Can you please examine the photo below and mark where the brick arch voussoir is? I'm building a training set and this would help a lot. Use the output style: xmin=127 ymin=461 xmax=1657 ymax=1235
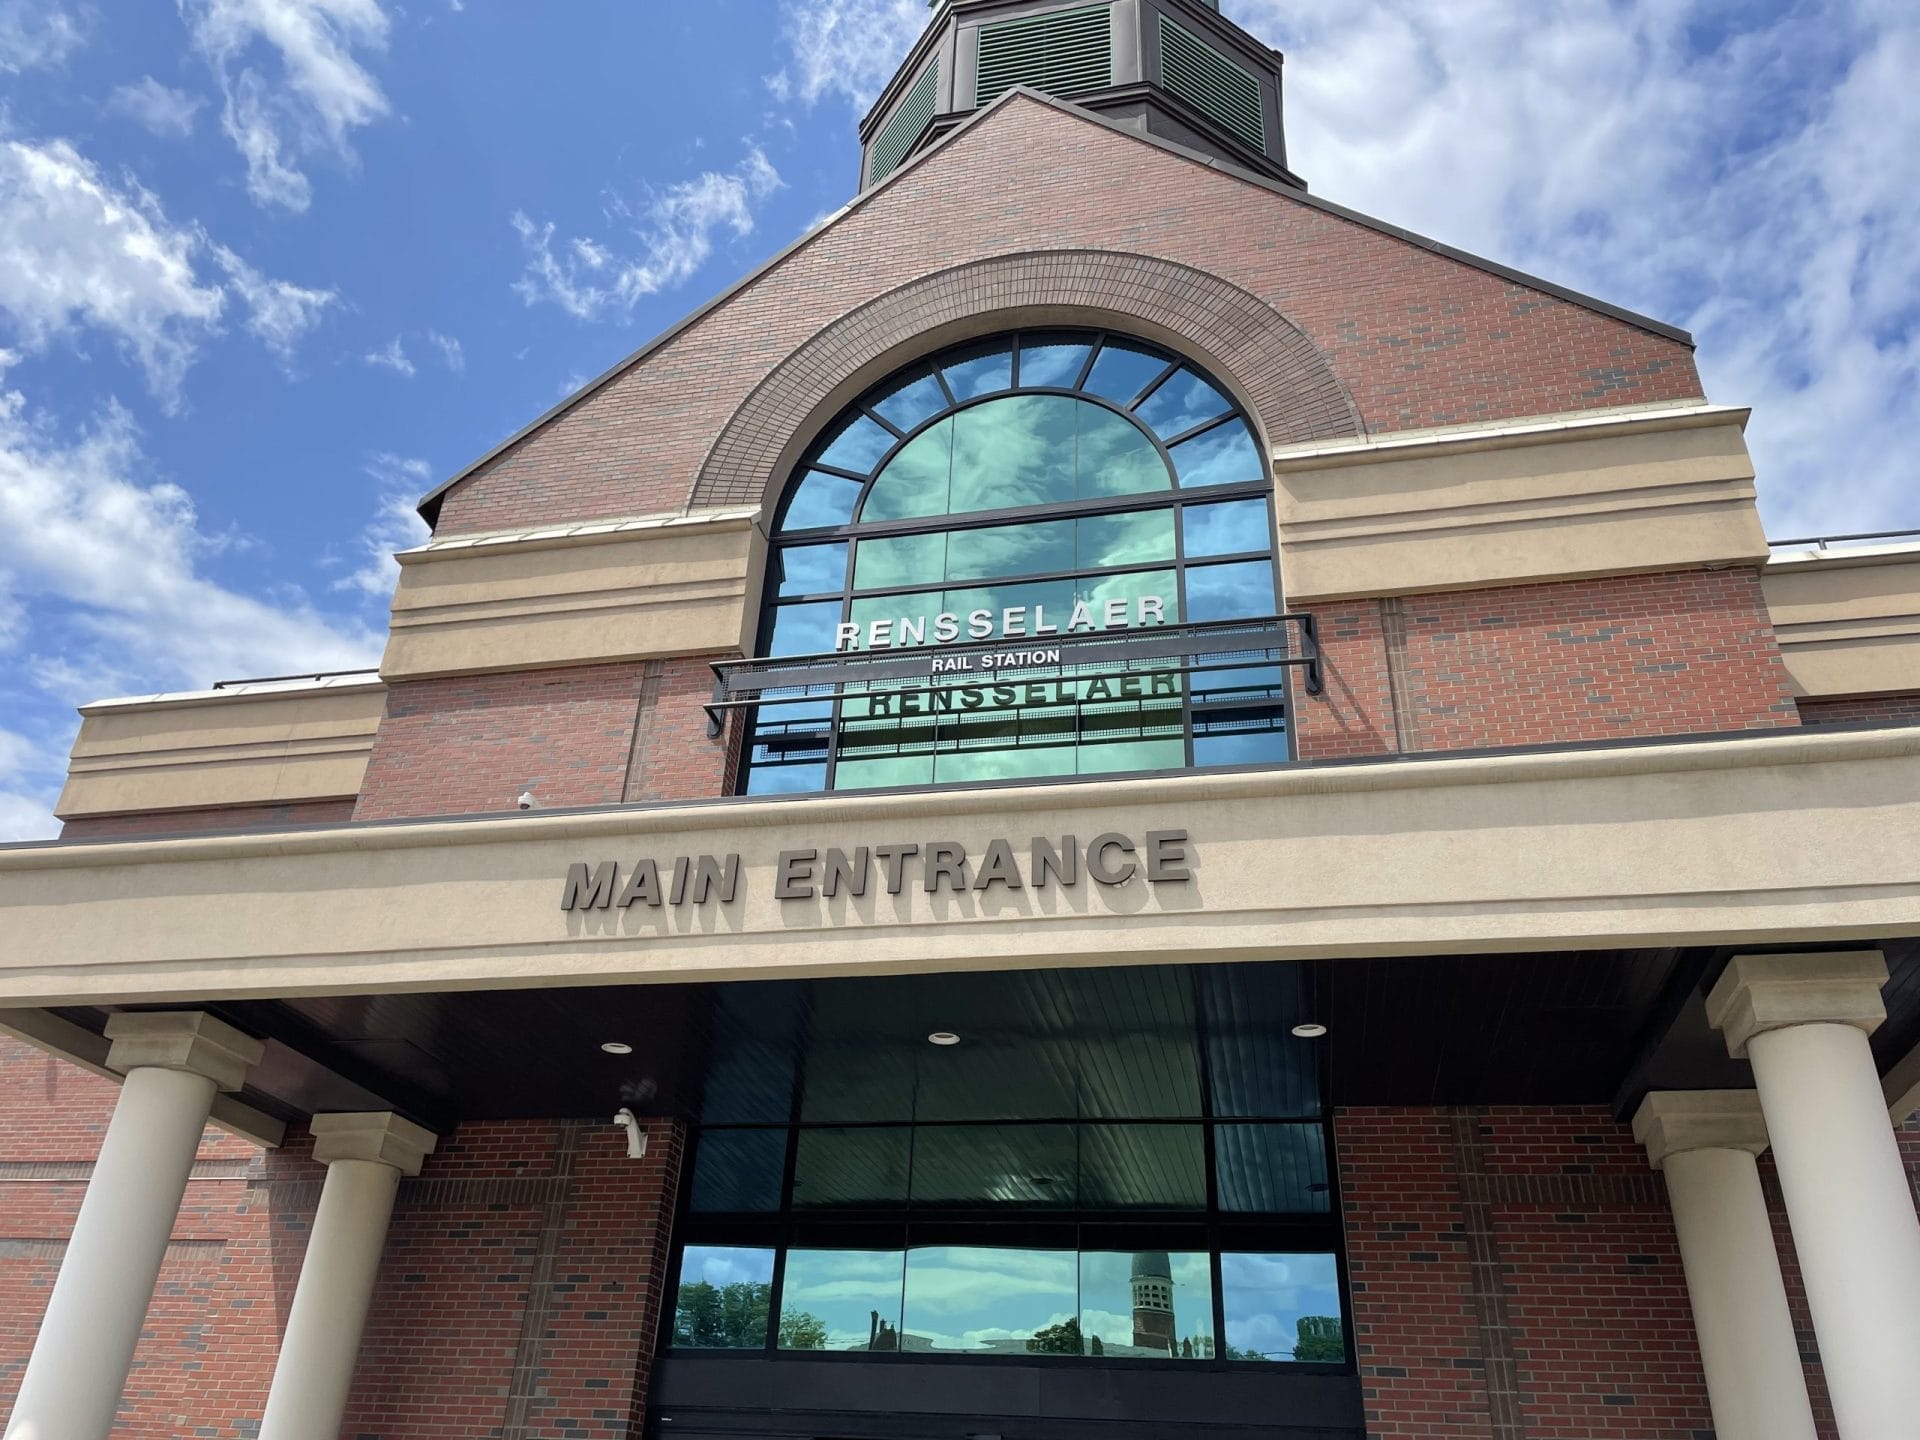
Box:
xmin=690 ymin=250 xmax=1362 ymax=512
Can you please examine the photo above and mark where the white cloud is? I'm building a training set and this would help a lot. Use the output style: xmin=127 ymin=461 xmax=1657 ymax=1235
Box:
xmin=210 ymin=243 xmax=336 ymax=362
xmin=180 ymin=0 xmax=393 ymax=213
xmin=332 ymin=451 xmax=429 ymax=599
xmin=511 ymin=145 xmax=783 ymax=321
xmin=427 ymin=329 xmax=463 ymax=372
xmin=362 ymin=334 xmax=413 ymax=377
xmin=0 ymin=2 xmax=89 ymax=73
xmin=767 ymin=0 xmax=927 ymax=110
xmin=0 ymin=135 xmax=222 ymax=406
xmin=1227 ymin=0 xmax=1920 ymax=535
xmin=108 ymin=77 xmax=207 ymax=139
xmin=0 ymin=355 xmax=381 ymax=834
xmin=0 ymin=131 xmax=337 ymax=402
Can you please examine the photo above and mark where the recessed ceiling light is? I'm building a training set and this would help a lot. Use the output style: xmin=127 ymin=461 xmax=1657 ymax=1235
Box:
xmin=927 ymin=1031 xmax=961 ymax=1046
xmin=1291 ymin=1022 xmax=1328 ymax=1039
xmin=600 ymin=1041 xmax=634 ymax=1055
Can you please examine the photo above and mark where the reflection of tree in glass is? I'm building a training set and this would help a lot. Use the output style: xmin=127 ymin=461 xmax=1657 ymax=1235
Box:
xmin=1026 ymin=1316 xmax=1084 ymax=1354
xmin=1292 ymin=1315 xmax=1344 ymax=1361
xmin=672 ymin=1280 xmax=772 ymax=1348
xmin=777 ymin=1308 xmax=829 ymax=1350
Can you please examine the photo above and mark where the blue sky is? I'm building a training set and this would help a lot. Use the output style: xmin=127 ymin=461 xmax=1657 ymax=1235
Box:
xmin=0 ymin=0 xmax=1915 ymax=839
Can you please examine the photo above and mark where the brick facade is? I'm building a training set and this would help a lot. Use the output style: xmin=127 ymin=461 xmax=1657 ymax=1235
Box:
xmin=432 ymin=96 xmax=1701 ymax=537
xmin=1797 ymin=692 xmax=1920 ymax=727
xmin=353 ymin=659 xmax=731 ymax=823
xmin=59 ymin=799 xmax=357 ymax=841
xmin=1337 ymin=1105 xmax=1847 ymax=1440
xmin=0 ymin=1038 xmax=686 ymax=1440
xmin=1295 ymin=568 xmax=1799 ymax=760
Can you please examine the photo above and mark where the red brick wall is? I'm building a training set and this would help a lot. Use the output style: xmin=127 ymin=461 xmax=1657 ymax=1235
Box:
xmin=0 ymin=1039 xmax=688 ymax=1439
xmin=59 ymin=799 xmax=356 ymax=841
xmin=435 ymin=96 xmax=1701 ymax=536
xmin=338 ymin=1117 xmax=684 ymax=1439
xmin=353 ymin=660 xmax=730 ymax=822
xmin=1797 ymin=693 xmax=1920 ymax=727
xmin=1337 ymin=1108 xmax=1490 ymax=1437
xmin=1338 ymin=1105 xmax=1720 ymax=1440
xmin=0 ymin=1037 xmax=277 ymax=1438
xmin=1296 ymin=569 xmax=1798 ymax=760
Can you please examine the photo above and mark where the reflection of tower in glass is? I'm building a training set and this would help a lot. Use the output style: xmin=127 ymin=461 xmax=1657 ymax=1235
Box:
xmin=1130 ymin=1251 xmax=1175 ymax=1354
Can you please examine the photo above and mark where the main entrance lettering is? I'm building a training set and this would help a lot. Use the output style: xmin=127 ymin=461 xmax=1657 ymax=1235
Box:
xmin=561 ymin=830 xmax=1192 ymax=910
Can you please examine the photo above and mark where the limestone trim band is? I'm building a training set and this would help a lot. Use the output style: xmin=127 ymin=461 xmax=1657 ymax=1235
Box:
xmin=0 ymin=727 xmax=1915 ymax=1006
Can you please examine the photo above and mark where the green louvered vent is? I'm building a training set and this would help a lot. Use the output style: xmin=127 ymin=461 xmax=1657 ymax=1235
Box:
xmin=974 ymin=4 xmax=1113 ymax=107
xmin=870 ymin=60 xmax=940 ymax=183
xmin=1158 ymin=14 xmax=1266 ymax=154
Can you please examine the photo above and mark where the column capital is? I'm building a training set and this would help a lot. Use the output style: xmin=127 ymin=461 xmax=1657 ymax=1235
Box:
xmin=1632 ymin=1090 xmax=1769 ymax=1169
xmin=103 ymin=1011 xmax=263 ymax=1092
xmin=1705 ymin=950 xmax=1887 ymax=1058
xmin=310 ymin=1112 xmax=438 ymax=1177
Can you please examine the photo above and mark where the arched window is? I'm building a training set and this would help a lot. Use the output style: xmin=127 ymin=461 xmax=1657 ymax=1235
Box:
xmin=740 ymin=329 xmax=1290 ymax=795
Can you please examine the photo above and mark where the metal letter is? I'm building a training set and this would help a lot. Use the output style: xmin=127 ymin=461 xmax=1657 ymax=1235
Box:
xmin=923 ymin=841 xmax=969 ymax=893
xmin=1032 ymin=836 xmax=1079 ymax=888
xmin=617 ymin=859 xmax=662 ymax=908
xmin=690 ymin=853 xmax=741 ymax=904
xmin=562 ymin=861 xmax=619 ymax=911
xmin=1087 ymin=832 xmax=1138 ymax=885
xmin=1145 ymin=830 xmax=1192 ymax=882
xmin=972 ymin=838 xmax=1023 ymax=891
xmin=823 ymin=847 xmax=871 ymax=898
xmin=872 ymin=843 xmax=920 ymax=895
xmin=775 ymin=849 xmax=819 ymax=900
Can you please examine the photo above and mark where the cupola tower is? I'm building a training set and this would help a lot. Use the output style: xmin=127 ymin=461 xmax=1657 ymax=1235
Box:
xmin=859 ymin=0 xmax=1302 ymax=190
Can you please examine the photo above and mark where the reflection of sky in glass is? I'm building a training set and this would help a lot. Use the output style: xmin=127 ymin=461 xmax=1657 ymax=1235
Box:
xmin=779 ymin=1249 xmax=906 ymax=1351
xmin=1195 ymin=730 xmax=1287 ymax=767
xmin=744 ymin=762 xmax=827 ymax=795
xmin=816 ymin=413 xmax=894 ymax=474
xmin=781 ymin=471 xmax=862 ymax=530
xmin=1170 ymin=418 xmax=1261 ymax=487
xmin=1079 ymin=1251 xmax=1214 ymax=1359
xmin=1083 ymin=342 xmax=1167 ymax=406
xmin=1184 ymin=560 xmax=1274 ymax=623
xmin=1183 ymin=498 xmax=1270 ymax=557
xmin=1078 ymin=509 xmax=1173 ymax=568
xmin=863 ymin=419 xmax=954 ymax=521
xmin=854 ymin=532 xmax=945 ymax=590
xmin=1136 ymin=369 xmax=1231 ymax=439
xmin=682 ymin=1243 xmax=774 ymax=1289
xmin=951 ymin=395 xmax=1076 ymax=511
xmin=1018 ymin=336 xmax=1092 ymax=388
xmin=1220 ymin=1252 xmax=1343 ymax=1363
xmin=775 ymin=542 xmax=847 ymax=596
xmin=1079 ymin=568 xmax=1177 ymax=619
xmin=902 ymin=1246 xmax=1078 ymax=1354
xmin=1075 ymin=406 xmax=1170 ymax=498
xmin=871 ymin=370 xmax=946 ymax=432
xmin=945 ymin=519 xmax=1075 ymax=582
xmin=767 ymin=601 xmax=840 ymax=656
xmin=941 ymin=344 xmax=1014 ymax=399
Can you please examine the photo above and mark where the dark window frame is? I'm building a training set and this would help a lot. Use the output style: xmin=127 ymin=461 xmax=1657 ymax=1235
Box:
xmin=744 ymin=329 xmax=1292 ymax=796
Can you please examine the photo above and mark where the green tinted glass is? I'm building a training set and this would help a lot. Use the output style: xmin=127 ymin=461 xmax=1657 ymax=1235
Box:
xmin=950 ymin=395 xmax=1076 ymax=512
xmin=862 ymin=419 xmax=953 ymax=521
xmin=854 ymin=533 xmax=945 ymax=591
xmin=945 ymin=519 xmax=1075 ymax=582
xmin=848 ymin=588 xmax=946 ymax=647
xmin=1077 ymin=569 xmax=1178 ymax=625
xmin=834 ymin=754 xmax=934 ymax=789
xmin=1078 ymin=509 xmax=1174 ymax=568
xmin=1076 ymin=405 xmax=1171 ymax=497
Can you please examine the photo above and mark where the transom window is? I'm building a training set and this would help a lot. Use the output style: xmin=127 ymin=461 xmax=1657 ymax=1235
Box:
xmin=742 ymin=330 xmax=1288 ymax=796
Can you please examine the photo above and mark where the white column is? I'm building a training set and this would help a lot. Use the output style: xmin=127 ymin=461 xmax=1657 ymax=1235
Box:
xmin=4 ymin=1012 xmax=262 ymax=1440
xmin=1633 ymin=1090 xmax=1816 ymax=1440
xmin=257 ymin=1112 xmax=438 ymax=1440
xmin=1707 ymin=951 xmax=1920 ymax=1440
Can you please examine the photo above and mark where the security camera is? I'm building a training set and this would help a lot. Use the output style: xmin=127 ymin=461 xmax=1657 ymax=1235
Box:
xmin=517 ymin=790 xmax=536 ymax=810
xmin=612 ymin=1107 xmax=646 ymax=1159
